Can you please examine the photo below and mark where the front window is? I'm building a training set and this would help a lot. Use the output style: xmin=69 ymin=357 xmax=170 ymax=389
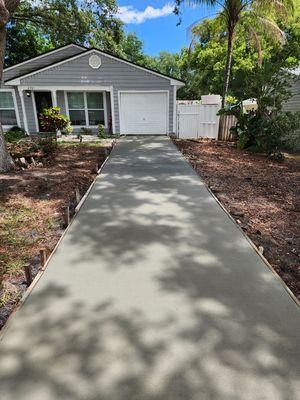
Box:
xmin=67 ymin=92 xmax=105 ymax=126
xmin=0 ymin=91 xmax=17 ymax=126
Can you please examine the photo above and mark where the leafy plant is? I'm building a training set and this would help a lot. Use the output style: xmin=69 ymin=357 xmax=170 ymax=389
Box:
xmin=4 ymin=126 xmax=27 ymax=143
xmin=98 ymin=124 xmax=105 ymax=138
xmin=39 ymin=107 xmax=69 ymax=133
xmin=62 ymin=122 xmax=73 ymax=136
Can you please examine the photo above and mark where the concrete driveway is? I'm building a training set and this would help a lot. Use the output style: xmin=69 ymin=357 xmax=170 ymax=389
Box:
xmin=0 ymin=136 xmax=299 ymax=400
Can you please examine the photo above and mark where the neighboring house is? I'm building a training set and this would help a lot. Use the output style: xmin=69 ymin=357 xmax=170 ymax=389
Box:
xmin=1 ymin=44 xmax=185 ymax=135
xmin=284 ymin=67 xmax=300 ymax=113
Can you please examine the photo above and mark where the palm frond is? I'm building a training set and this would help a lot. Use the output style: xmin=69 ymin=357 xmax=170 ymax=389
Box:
xmin=257 ymin=15 xmax=286 ymax=43
xmin=248 ymin=27 xmax=263 ymax=66
xmin=253 ymin=0 xmax=294 ymax=17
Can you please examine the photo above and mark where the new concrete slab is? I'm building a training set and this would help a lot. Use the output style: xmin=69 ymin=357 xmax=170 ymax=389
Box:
xmin=0 ymin=136 xmax=299 ymax=400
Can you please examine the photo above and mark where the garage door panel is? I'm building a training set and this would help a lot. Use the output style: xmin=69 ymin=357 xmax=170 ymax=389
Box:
xmin=120 ymin=92 xmax=168 ymax=135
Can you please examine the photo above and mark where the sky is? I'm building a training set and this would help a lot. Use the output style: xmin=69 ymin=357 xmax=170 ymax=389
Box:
xmin=117 ymin=1 xmax=220 ymax=55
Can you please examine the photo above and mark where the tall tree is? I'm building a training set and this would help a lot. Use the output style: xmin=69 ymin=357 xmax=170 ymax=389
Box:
xmin=0 ymin=0 xmax=123 ymax=171
xmin=175 ymin=0 xmax=295 ymax=106
xmin=0 ymin=0 xmax=20 ymax=171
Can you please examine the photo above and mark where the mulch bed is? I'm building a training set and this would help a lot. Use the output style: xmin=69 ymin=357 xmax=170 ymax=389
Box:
xmin=174 ymin=139 xmax=300 ymax=300
xmin=0 ymin=141 xmax=113 ymax=329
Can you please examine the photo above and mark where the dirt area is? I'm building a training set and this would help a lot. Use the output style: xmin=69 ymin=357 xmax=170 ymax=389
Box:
xmin=0 ymin=140 xmax=114 ymax=329
xmin=175 ymin=139 xmax=300 ymax=300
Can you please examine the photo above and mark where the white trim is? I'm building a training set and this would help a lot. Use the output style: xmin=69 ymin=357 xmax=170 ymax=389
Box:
xmin=83 ymin=92 xmax=89 ymax=127
xmin=109 ymin=86 xmax=116 ymax=134
xmin=173 ymin=86 xmax=177 ymax=134
xmin=52 ymin=90 xmax=57 ymax=107
xmin=6 ymin=49 xmax=185 ymax=86
xmin=17 ymin=88 xmax=29 ymax=132
xmin=0 ymin=88 xmax=21 ymax=129
xmin=118 ymin=90 xmax=169 ymax=135
xmin=3 ymin=44 xmax=85 ymax=73
xmin=18 ymin=85 xmax=111 ymax=92
xmin=64 ymin=91 xmax=70 ymax=119
xmin=65 ymin=90 xmax=107 ymax=129
xmin=103 ymin=92 xmax=108 ymax=128
xmin=32 ymin=92 xmax=39 ymax=132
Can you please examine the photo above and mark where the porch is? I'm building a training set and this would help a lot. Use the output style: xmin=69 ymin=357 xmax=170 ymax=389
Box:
xmin=17 ymin=86 xmax=114 ymax=134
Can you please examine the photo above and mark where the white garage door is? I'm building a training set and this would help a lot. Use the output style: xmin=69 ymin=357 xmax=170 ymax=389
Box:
xmin=119 ymin=91 xmax=168 ymax=135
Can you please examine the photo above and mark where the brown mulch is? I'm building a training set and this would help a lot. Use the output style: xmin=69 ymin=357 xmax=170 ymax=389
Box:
xmin=0 ymin=141 xmax=113 ymax=329
xmin=174 ymin=139 xmax=300 ymax=300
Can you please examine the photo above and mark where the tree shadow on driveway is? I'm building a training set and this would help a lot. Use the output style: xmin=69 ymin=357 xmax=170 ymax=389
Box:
xmin=0 ymin=137 xmax=299 ymax=400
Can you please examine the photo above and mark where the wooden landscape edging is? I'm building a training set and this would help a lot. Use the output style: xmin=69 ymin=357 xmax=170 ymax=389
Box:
xmin=0 ymin=140 xmax=118 ymax=341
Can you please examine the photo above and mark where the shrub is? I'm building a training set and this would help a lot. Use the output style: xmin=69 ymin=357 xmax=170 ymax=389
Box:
xmin=62 ymin=122 xmax=73 ymax=135
xmin=281 ymin=112 xmax=300 ymax=152
xmin=98 ymin=124 xmax=105 ymax=138
xmin=4 ymin=126 xmax=27 ymax=142
xmin=39 ymin=107 xmax=69 ymax=133
xmin=232 ymin=109 xmax=300 ymax=158
xmin=34 ymin=136 xmax=57 ymax=155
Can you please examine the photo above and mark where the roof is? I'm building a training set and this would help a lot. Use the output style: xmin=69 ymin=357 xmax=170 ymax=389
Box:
xmin=4 ymin=43 xmax=85 ymax=73
xmin=4 ymin=44 xmax=185 ymax=86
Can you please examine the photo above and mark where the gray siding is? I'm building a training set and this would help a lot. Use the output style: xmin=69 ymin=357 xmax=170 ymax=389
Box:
xmin=284 ymin=78 xmax=300 ymax=112
xmin=19 ymin=51 xmax=176 ymax=133
xmin=3 ymin=45 xmax=85 ymax=83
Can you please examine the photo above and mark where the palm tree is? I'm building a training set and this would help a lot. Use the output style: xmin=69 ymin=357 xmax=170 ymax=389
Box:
xmin=175 ymin=0 xmax=294 ymax=107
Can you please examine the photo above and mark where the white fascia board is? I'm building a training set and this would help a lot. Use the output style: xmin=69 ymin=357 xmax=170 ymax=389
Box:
xmin=6 ymin=49 xmax=185 ymax=86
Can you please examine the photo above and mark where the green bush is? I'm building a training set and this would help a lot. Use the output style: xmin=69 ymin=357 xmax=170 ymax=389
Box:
xmin=232 ymin=109 xmax=300 ymax=158
xmin=62 ymin=122 xmax=73 ymax=135
xmin=4 ymin=126 xmax=27 ymax=142
xmin=34 ymin=136 xmax=57 ymax=155
xmin=232 ymin=111 xmax=300 ymax=161
xmin=282 ymin=112 xmax=300 ymax=152
xmin=39 ymin=107 xmax=69 ymax=133
xmin=98 ymin=124 xmax=105 ymax=138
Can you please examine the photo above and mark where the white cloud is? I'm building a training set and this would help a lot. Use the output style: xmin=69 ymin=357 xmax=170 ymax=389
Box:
xmin=117 ymin=3 xmax=174 ymax=24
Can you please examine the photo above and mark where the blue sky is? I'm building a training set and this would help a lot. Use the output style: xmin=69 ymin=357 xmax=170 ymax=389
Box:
xmin=117 ymin=1 xmax=220 ymax=55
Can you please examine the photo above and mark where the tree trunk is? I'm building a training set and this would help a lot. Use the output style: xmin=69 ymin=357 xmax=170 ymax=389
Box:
xmin=0 ymin=24 xmax=12 ymax=172
xmin=221 ymin=25 xmax=236 ymax=108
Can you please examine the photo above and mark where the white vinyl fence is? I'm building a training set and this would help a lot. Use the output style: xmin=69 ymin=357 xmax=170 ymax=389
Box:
xmin=177 ymin=103 xmax=221 ymax=139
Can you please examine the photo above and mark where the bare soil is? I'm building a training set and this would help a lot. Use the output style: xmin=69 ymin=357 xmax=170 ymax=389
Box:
xmin=0 ymin=141 xmax=113 ymax=329
xmin=174 ymin=139 xmax=300 ymax=300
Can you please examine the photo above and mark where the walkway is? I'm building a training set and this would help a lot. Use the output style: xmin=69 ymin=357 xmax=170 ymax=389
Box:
xmin=0 ymin=136 xmax=299 ymax=400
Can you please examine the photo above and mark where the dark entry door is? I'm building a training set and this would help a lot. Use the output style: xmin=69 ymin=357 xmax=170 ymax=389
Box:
xmin=34 ymin=92 xmax=53 ymax=131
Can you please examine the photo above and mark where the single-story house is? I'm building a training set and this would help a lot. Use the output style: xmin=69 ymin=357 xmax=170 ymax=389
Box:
xmin=1 ymin=44 xmax=185 ymax=135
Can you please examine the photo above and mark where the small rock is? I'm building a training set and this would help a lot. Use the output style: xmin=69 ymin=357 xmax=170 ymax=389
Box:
xmin=19 ymin=157 xmax=28 ymax=168
xmin=258 ymin=246 xmax=264 ymax=254
xmin=285 ymin=237 xmax=293 ymax=244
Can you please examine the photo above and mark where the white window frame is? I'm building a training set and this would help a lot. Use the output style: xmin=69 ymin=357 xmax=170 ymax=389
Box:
xmin=0 ymin=89 xmax=21 ymax=130
xmin=65 ymin=91 xmax=107 ymax=128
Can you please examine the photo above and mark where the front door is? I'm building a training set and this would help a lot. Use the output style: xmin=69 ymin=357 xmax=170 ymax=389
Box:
xmin=34 ymin=91 xmax=53 ymax=131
